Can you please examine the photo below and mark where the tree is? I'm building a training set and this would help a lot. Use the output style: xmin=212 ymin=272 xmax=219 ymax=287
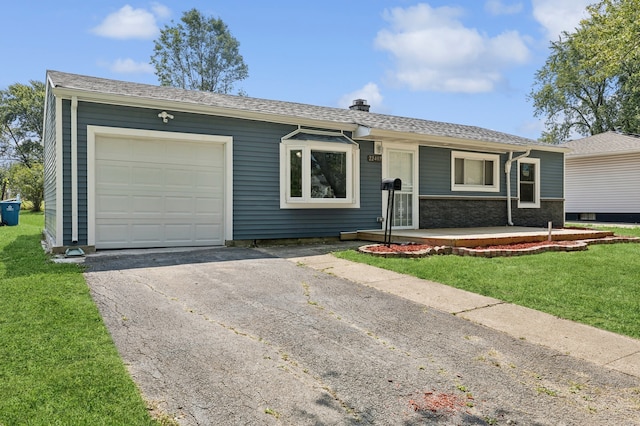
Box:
xmin=0 ymin=80 xmax=45 ymax=167
xmin=8 ymin=162 xmax=44 ymax=211
xmin=151 ymin=8 xmax=249 ymax=94
xmin=530 ymin=0 xmax=640 ymax=142
xmin=530 ymin=34 xmax=620 ymax=142
xmin=579 ymin=0 xmax=640 ymax=77
xmin=0 ymin=166 xmax=9 ymax=200
xmin=579 ymin=0 xmax=640 ymax=134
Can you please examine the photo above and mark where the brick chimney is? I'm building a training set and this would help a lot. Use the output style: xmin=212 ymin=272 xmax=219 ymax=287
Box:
xmin=349 ymin=99 xmax=370 ymax=112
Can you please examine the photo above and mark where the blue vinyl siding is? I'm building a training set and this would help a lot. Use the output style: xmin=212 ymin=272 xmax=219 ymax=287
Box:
xmin=241 ymin=139 xmax=380 ymax=240
xmin=43 ymin=88 xmax=57 ymax=240
xmin=420 ymin=146 xmax=563 ymax=199
xmin=420 ymin=146 xmax=508 ymax=197
xmin=53 ymin=98 xmax=562 ymax=246
xmin=535 ymin=150 xmax=564 ymax=198
xmin=507 ymin=150 xmax=564 ymax=199
xmin=61 ymin=102 xmax=381 ymax=245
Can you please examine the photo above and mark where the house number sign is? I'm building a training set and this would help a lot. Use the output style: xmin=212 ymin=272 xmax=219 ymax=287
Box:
xmin=367 ymin=154 xmax=382 ymax=162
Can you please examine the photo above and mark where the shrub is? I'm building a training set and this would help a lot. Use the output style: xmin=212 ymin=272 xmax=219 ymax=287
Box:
xmin=8 ymin=162 xmax=43 ymax=211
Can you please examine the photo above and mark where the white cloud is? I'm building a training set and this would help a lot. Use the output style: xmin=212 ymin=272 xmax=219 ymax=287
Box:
xmin=110 ymin=58 xmax=155 ymax=74
xmin=485 ymin=0 xmax=523 ymax=16
xmin=532 ymin=0 xmax=592 ymax=40
xmin=374 ymin=3 xmax=531 ymax=93
xmin=151 ymin=2 xmax=171 ymax=19
xmin=92 ymin=4 xmax=170 ymax=40
xmin=338 ymin=83 xmax=384 ymax=111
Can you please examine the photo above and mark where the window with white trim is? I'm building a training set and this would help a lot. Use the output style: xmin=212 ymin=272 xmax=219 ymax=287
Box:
xmin=451 ymin=151 xmax=500 ymax=192
xmin=280 ymin=130 xmax=360 ymax=208
xmin=518 ymin=158 xmax=540 ymax=208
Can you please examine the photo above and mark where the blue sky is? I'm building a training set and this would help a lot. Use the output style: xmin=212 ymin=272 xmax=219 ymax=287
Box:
xmin=1 ymin=0 xmax=594 ymax=140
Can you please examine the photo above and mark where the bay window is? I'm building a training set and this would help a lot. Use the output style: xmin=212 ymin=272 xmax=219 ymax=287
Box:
xmin=280 ymin=130 xmax=360 ymax=208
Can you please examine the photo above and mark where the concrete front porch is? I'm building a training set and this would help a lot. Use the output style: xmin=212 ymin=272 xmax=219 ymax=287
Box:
xmin=346 ymin=226 xmax=614 ymax=248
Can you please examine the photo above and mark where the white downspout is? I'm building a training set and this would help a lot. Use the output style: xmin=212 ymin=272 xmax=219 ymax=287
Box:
xmin=505 ymin=149 xmax=531 ymax=226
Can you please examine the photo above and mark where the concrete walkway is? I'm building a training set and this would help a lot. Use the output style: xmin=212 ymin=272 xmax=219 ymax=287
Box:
xmin=283 ymin=251 xmax=640 ymax=379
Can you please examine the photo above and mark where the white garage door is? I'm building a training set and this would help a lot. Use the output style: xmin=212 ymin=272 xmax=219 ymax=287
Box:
xmin=95 ymin=135 xmax=225 ymax=249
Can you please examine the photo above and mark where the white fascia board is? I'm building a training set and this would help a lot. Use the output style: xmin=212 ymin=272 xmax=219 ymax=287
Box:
xmin=50 ymin=87 xmax=357 ymax=133
xmin=361 ymin=128 xmax=569 ymax=154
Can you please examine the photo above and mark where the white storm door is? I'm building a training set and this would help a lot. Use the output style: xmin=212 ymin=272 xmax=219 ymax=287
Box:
xmin=384 ymin=146 xmax=418 ymax=229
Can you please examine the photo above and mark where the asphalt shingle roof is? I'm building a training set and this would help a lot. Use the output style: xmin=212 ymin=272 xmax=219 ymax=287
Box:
xmin=560 ymin=131 xmax=640 ymax=157
xmin=47 ymin=70 xmax=550 ymax=149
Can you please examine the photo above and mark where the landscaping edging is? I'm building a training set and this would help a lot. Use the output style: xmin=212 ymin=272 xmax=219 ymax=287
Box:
xmin=359 ymin=236 xmax=640 ymax=258
xmin=453 ymin=241 xmax=587 ymax=258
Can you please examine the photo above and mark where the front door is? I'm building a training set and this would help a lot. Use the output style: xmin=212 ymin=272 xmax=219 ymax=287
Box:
xmin=384 ymin=146 xmax=417 ymax=229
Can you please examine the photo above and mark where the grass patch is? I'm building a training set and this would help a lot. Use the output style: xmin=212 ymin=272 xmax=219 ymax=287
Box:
xmin=335 ymin=226 xmax=640 ymax=339
xmin=0 ymin=212 xmax=159 ymax=425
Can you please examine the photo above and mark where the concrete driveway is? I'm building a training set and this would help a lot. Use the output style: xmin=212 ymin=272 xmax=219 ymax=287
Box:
xmin=84 ymin=245 xmax=640 ymax=425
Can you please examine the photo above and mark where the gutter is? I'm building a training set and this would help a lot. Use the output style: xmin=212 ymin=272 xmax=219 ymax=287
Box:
xmin=505 ymin=149 xmax=531 ymax=226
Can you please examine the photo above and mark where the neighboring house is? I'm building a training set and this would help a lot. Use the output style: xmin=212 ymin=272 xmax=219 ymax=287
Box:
xmin=561 ymin=131 xmax=640 ymax=223
xmin=42 ymin=70 xmax=567 ymax=252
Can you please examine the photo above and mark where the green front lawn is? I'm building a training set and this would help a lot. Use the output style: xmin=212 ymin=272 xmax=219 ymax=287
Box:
xmin=0 ymin=212 xmax=160 ymax=424
xmin=336 ymin=225 xmax=640 ymax=339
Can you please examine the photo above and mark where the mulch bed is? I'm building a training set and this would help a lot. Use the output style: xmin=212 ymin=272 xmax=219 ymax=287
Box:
xmin=359 ymin=243 xmax=451 ymax=258
xmin=359 ymin=236 xmax=640 ymax=258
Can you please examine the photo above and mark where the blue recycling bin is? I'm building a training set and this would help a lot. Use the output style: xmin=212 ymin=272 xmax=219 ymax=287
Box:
xmin=1 ymin=200 xmax=21 ymax=226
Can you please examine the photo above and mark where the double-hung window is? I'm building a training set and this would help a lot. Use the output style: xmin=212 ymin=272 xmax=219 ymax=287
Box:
xmin=451 ymin=151 xmax=500 ymax=192
xmin=280 ymin=129 xmax=360 ymax=208
xmin=518 ymin=158 xmax=540 ymax=208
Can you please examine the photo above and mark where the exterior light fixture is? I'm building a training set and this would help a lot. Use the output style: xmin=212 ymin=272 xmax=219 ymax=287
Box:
xmin=158 ymin=111 xmax=174 ymax=123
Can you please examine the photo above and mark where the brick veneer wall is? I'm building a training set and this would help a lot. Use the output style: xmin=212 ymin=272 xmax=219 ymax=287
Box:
xmin=419 ymin=197 xmax=564 ymax=228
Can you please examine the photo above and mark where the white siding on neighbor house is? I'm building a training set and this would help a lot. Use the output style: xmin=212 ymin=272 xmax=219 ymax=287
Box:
xmin=565 ymin=153 xmax=640 ymax=213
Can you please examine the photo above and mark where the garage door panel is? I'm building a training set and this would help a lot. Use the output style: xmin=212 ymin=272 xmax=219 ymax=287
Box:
xmin=165 ymin=197 xmax=195 ymax=215
xmin=164 ymin=168 xmax=197 ymax=189
xmin=166 ymin=142 xmax=200 ymax=165
xmin=97 ymin=163 xmax=131 ymax=185
xmin=164 ymin=224 xmax=194 ymax=243
xmin=132 ymin=167 xmax=164 ymax=187
xmin=96 ymin=224 xmax=130 ymax=246
xmin=194 ymin=224 xmax=222 ymax=242
xmin=96 ymin=138 xmax=132 ymax=160
xmin=95 ymin=134 xmax=226 ymax=249
xmin=165 ymin=142 xmax=223 ymax=167
xmin=132 ymin=140 xmax=165 ymax=162
xmin=196 ymin=198 xmax=221 ymax=215
xmin=97 ymin=194 xmax=131 ymax=214
xmin=131 ymin=224 xmax=164 ymax=244
xmin=132 ymin=196 xmax=164 ymax=214
xmin=196 ymin=170 xmax=222 ymax=189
